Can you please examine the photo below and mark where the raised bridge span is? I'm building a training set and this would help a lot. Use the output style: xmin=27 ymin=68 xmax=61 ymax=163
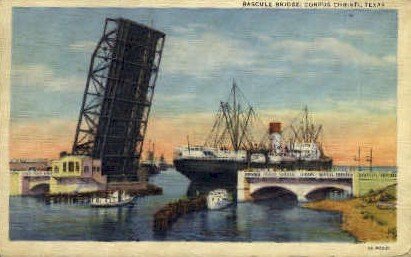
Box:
xmin=237 ymin=169 xmax=396 ymax=202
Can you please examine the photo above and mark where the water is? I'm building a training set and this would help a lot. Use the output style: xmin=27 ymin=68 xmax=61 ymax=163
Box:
xmin=9 ymin=169 xmax=355 ymax=242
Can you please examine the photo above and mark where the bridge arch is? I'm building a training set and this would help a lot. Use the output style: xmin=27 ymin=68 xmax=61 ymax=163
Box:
xmin=248 ymin=182 xmax=352 ymax=202
xmin=28 ymin=183 xmax=49 ymax=195
xmin=305 ymin=185 xmax=351 ymax=201
xmin=250 ymin=186 xmax=298 ymax=202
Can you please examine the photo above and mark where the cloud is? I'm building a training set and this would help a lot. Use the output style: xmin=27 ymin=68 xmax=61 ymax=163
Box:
xmin=268 ymin=38 xmax=394 ymax=67
xmin=324 ymin=98 xmax=396 ymax=113
xmin=383 ymin=55 xmax=396 ymax=63
xmin=161 ymin=32 xmax=256 ymax=76
xmin=12 ymin=64 xmax=85 ymax=92
xmin=258 ymin=97 xmax=396 ymax=121
xmin=10 ymin=118 xmax=77 ymax=159
xmin=68 ymin=40 xmax=97 ymax=52
xmin=337 ymin=29 xmax=372 ymax=37
xmin=67 ymin=33 xmax=394 ymax=80
xmin=171 ymin=23 xmax=210 ymax=35
xmin=155 ymin=92 xmax=197 ymax=102
xmin=184 ymin=32 xmax=396 ymax=78
xmin=248 ymin=67 xmax=290 ymax=76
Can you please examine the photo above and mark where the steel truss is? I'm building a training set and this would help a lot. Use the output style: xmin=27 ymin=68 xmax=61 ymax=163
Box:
xmin=72 ymin=18 xmax=165 ymax=181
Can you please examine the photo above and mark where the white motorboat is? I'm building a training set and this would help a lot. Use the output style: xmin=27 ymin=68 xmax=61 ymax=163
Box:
xmin=207 ymin=189 xmax=232 ymax=210
xmin=90 ymin=190 xmax=134 ymax=207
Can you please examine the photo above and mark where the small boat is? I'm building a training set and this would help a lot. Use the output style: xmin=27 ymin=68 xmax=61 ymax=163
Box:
xmin=207 ymin=189 xmax=232 ymax=210
xmin=90 ymin=190 xmax=134 ymax=208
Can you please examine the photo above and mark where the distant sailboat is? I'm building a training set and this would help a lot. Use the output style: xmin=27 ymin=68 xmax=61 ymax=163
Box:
xmin=140 ymin=141 xmax=160 ymax=176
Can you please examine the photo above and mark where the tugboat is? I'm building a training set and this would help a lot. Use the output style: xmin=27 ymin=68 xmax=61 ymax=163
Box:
xmin=207 ymin=189 xmax=232 ymax=210
xmin=90 ymin=190 xmax=134 ymax=207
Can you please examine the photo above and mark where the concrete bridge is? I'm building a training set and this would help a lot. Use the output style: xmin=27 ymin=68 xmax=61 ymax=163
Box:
xmin=10 ymin=171 xmax=51 ymax=196
xmin=237 ymin=169 xmax=396 ymax=202
xmin=10 ymin=169 xmax=106 ymax=196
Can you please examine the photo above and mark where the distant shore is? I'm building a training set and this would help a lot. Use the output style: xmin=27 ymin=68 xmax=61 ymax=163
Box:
xmin=304 ymin=185 xmax=397 ymax=242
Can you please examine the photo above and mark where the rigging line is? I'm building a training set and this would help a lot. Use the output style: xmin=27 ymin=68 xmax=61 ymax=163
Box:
xmin=238 ymin=107 xmax=254 ymax=148
xmin=204 ymin=106 xmax=223 ymax=146
xmin=213 ymin=116 xmax=226 ymax=148
xmin=246 ymin=107 xmax=269 ymax=145
xmin=216 ymin=128 xmax=229 ymax=148
xmin=221 ymin=102 xmax=237 ymax=150
xmin=231 ymin=81 xmax=253 ymax=110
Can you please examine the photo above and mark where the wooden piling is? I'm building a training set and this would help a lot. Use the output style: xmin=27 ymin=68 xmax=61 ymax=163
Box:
xmin=153 ymin=195 xmax=207 ymax=231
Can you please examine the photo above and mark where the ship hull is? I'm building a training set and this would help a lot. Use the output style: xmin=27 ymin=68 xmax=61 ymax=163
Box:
xmin=174 ymin=159 xmax=243 ymax=184
xmin=174 ymin=158 xmax=333 ymax=184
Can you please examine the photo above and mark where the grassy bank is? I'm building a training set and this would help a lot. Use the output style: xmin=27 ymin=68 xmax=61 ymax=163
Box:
xmin=304 ymin=184 xmax=397 ymax=242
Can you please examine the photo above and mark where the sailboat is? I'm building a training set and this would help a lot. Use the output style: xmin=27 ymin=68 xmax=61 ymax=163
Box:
xmin=140 ymin=141 xmax=160 ymax=175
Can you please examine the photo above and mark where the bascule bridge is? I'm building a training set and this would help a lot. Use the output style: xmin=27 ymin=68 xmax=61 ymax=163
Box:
xmin=72 ymin=18 xmax=165 ymax=182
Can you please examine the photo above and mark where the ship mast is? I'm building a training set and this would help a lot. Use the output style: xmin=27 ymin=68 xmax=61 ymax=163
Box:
xmin=205 ymin=80 xmax=261 ymax=151
xmin=288 ymin=106 xmax=323 ymax=145
xmin=230 ymin=80 xmax=241 ymax=151
xmin=233 ymin=81 xmax=238 ymax=150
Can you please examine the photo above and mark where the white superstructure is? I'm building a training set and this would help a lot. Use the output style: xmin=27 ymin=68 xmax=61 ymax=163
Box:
xmin=288 ymin=142 xmax=321 ymax=161
xmin=174 ymin=146 xmax=246 ymax=161
xmin=207 ymin=189 xmax=232 ymax=210
xmin=174 ymin=146 xmax=276 ymax=163
xmin=90 ymin=191 xmax=134 ymax=207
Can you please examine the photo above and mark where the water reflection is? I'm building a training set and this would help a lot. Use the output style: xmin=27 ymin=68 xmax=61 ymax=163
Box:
xmin=252 ymin=197 xmax=298 ymax=209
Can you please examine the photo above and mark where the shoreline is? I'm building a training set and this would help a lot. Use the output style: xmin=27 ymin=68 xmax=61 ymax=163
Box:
xmin=303 ymin=197 xmax=396 ymax=242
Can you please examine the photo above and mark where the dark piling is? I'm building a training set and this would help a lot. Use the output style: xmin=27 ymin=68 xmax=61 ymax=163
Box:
xmin=153 ymin=195 xmax=207 ymax=231
xmin=44 ymin=192 xmax=95 ymax=205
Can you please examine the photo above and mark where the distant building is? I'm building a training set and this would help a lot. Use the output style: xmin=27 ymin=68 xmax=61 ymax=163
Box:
xmin=9 ymin=159 xmax=50 ymax=171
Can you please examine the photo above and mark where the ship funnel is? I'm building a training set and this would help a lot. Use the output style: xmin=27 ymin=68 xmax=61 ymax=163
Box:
xmin=269 ymin=122 xmax=281 ymax=134
xmin=269 ymin=122 xmax=282 ymax=154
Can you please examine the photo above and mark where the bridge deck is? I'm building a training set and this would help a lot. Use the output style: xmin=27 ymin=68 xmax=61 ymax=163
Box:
xmin=242 ymin=169 xmax=352 ymax=179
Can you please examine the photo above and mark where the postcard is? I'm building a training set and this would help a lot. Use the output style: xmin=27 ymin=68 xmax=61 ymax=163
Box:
xmin=0 ymin=0 xmax=410 ymax=256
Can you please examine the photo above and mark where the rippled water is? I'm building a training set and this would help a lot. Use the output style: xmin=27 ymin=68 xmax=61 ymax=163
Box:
xmin=10 ymin=169 xmax=355 ymax=242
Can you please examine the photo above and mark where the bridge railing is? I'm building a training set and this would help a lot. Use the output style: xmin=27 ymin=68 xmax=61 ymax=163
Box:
xmin=242 ymin=169 xmax=353 ymax=179
xmin=18 ymin=170 xmax=52 ymax=177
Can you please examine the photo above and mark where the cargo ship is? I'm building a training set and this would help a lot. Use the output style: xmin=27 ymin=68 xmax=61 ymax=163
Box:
xmin=173 ymin=81 xmax=332 ymax=184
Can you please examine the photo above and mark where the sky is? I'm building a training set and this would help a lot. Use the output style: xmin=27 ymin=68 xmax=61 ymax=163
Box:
xmin=10 ymin=8 xmax=397 ymax=166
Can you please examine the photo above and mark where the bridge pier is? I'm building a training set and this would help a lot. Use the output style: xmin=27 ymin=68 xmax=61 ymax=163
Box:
xmin=297 ymin=196 xmax=308 ymax=202
xmin=237 ymin=171 xmax=252 ymax=202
